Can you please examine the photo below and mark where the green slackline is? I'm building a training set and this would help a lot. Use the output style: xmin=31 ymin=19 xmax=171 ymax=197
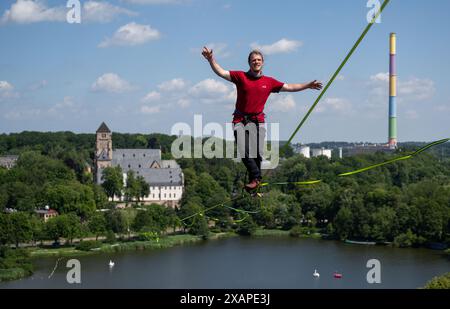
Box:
xmin=180 ymin=193 xmax=248 ymax=223
xmin=260 ymin=138 xmax=449 ymax=187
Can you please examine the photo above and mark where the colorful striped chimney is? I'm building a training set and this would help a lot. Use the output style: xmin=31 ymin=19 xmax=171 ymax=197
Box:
xmin=388 ymin=33 xmax=397 ymax=149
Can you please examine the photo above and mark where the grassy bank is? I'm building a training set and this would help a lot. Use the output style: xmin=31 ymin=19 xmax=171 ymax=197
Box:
xmin=0 ymin=247 xmax=34 ymax=282
xmin=253 ymin=229 xmax=290 ymax=237
xmin=423 ymin=272 xmax=450 ymax=289
xmin=29 ymin=232 xmax=236 ymax=259
xmin=0 ymin=268 xmax=31 ymax=282
xmin=252 ymin=228 xmax=322 ymax=239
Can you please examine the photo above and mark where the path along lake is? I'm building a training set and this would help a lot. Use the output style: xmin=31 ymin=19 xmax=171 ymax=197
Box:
xmin=1 ymin=237 xmax=449 ymax=289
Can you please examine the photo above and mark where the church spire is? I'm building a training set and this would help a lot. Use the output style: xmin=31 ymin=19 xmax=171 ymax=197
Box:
xmin=96 ymin=122 xmax=111 ymax=133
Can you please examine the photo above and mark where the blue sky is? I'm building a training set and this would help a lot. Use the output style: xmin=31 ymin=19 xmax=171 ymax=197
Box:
xmin=0 ymin=0 xmax=449 ymax=143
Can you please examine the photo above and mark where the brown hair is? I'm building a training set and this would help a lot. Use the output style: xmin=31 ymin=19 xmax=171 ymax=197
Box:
xmin=248 ymin=50 xmax=264 ymax=65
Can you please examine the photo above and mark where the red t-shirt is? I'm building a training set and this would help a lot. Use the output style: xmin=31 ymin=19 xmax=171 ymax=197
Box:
xmin=230 ymin=71 xmax=284 ymax=123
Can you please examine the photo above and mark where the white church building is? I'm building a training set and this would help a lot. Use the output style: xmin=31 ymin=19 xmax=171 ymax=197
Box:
xmin=94 ymin=122 xmax=184 ymax=208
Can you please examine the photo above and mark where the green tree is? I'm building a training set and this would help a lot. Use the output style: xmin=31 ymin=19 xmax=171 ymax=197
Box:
xmin=88 ymin=212 xmax=107 ymax=240
xmin=393 ymin=230 xmax=418 ymax=248
xmin=101 ymin=166 xmax=123 ymax=201
xmin=45 ymin=214 xmax=81 ymax=244
xmin=29 ymin=215 xmax=45 ymax=246
xmin=334 ymin=207 xmax=353 ymax=240
xmin=45 ymin=216 xmax=65 ymax=243
xmin=305 ymin=211 xmax=317 ymax=229
xmin=105 ymin=210 xmax=127 ymax=235
xmin=194 ymin=172 xmax=226 ymax=205
xmin=178 ymin=201 xmax=206 ymax=234
xmin=0 ymin=213 xmax=13 ymax=246
xmin=60 ymin=213 xmax=82 ymax=244
xmin=133 ymin=210 xmax=155 ymax=232
xmin=423 ymin=272 xmax=450 ymax=289
xmin=3 ymin=181 xmax=36 ymax=212
xmin=92 ymin=184 xmax=108 ymax=209
xmin=371 ymin=207 xmax=396 ymax=241
xmin=9 ymin=212 xmax=32 ymax=248
xmin=137 ymin=176 xmax=150 ymax=202
xmin=296 ymin=184 xmax=333 ymax=223
xmin=15 ymin=151 xmax=75 ymax=185
xmin=236 ymin=216 xmax=257 ymax=236
xmin=124 ymin=170 xmax=140 ymax=204
xmin=43 ymin=181 xmax=96 ymax=218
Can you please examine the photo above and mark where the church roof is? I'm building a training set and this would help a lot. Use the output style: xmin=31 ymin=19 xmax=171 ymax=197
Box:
xmin=96 ymin=122 xmax=111 ymax=133
xmin=109 ymin=149 xmax=182 ymax=186
xmin=112 ymin=149 xmax=162 ymax=169
xmin=129 ymin=168 xmax=183 ymax=186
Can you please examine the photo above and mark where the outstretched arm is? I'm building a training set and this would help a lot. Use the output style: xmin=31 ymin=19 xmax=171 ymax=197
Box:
xmin=202 ymin=46 xmax=231 ymax=82
xmin=280 ymin=80 xmax=323 ymax=92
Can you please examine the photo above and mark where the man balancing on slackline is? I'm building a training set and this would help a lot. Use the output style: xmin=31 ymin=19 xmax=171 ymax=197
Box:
xmin=202 ymin=47 xmax=322 ymax=192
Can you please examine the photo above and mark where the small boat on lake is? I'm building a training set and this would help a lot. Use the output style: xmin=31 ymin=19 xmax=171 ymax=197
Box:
xmin=344 ymin=239 xmax=376 ymax=245
xmin=334 ymin=272 xmax=343 ymax=279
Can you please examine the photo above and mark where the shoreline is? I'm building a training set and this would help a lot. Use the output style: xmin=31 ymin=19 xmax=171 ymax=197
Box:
xmin=2 ymin=229 xmax=448 ymax=283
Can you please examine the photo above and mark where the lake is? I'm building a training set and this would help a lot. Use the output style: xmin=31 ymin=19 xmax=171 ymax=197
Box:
xmin=1 ymin=236 xmax=449 ymax=289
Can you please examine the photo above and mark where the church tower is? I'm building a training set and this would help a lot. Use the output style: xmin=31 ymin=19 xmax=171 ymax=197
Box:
xmin=95 ymin=122 xmax=112 ymax=183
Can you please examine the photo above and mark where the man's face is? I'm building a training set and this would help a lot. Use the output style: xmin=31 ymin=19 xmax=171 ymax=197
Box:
xmin=249 ymin=54 xmax=264 ymax=73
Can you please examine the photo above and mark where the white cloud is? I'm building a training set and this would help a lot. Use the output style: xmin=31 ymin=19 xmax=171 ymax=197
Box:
xmin=1 ymin=0 xmax=136 ymax=24
xmin=141 ymin=105 xmax=161 ymax=114
xmin=177 ymin=98 xmax=190 ymax=108
xmin=370 ymin=72 xmax=389 ymax=82
xmin=98 ymin=22 xmax=161 ymax=48
xmin=398 ymin=77 xmax=435 ymax=101
xmin=3 ymin=96 xmax=84 ymax=120
xmin=0 ymin=81 xmax=14 ymax=92
xmin=268 ymin=94 xmax=296 ymax=112
xmin=1 ymin=0 xmax=66 ymax=24
xmin=141 ymin=91 xmax=161 ymax=103
xmin=135 ymin=77 xmax=236 ymax=114
xmin=250 ymin=38 xmax=303 ymax=55
xmin=188 ymin=79 xmax=236 ymax=104
xmin=91 ymin=73 xmax=134 ymax=93
xmin=83 ymin=1 xmax=137 ymax=23
xmin=317 ymin=97 xmax=352 ymax=114
xmin=337 ymin=75 xmax=345 ymax=81
xmin=367 ymin=73 xmax=435 ymax=106
xmin=158 ymin=78 xmax=186 ymax=92
xmin=48 ymin=96 xmax=76 ymax=116
xmin=4 ymin=108 xmax=41 ymax=120
xmin=192 ymin=42 xmax=231 ymax=58
xmin=189 ymin=79 xmax=229 ymax=96
xmin=0 ymin=80 xmax=18 ymax=99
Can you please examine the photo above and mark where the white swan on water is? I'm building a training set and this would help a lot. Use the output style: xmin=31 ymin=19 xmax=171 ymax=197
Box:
xmin=313 ymin=269 xmax=320 ymax=278
xmin=109 ymin=260 xmax=115 ymax=267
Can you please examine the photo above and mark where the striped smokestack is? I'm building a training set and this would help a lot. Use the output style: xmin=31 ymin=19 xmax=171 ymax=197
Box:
xmin=388 ymin=33 xmax=397 ymax=149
